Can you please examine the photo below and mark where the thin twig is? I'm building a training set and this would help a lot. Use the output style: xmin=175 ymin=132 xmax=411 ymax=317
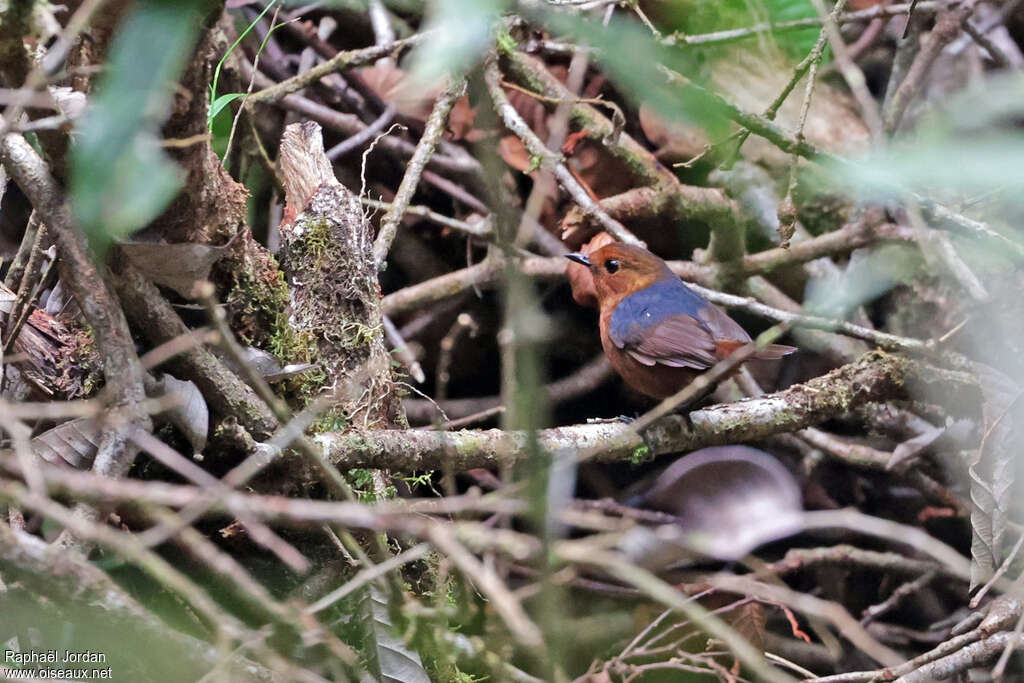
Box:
xmin=484 ymin=55 xmax=641 ymax=246
xmin=372 ymin=77 xmax=466 ymax=269
xmin=662 ymin=1 xmax=944 ymax=47
xmin=246 ymin=33 xmax=431 ymax=104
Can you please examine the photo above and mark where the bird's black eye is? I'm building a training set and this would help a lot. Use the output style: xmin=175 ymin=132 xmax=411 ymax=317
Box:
xmin=604 ymin=259 xmax=620 ymax=274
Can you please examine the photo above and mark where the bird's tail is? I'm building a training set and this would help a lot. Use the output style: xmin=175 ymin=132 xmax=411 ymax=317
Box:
xmin=715 ymin=341 xmax=797 ymax=359
xmin=754 ymin=343 xmax=797 ymax=359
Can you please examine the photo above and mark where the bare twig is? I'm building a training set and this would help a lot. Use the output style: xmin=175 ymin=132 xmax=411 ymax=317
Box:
xmin=662 ymin=1 xmax=944 ymax=46
xmin=484 ymin=56 xmax=640 ymax=246
xmin=0 ymin=521 xmax=273 ymax=681
xmin=372 ymin=77 xmax=467 ymax=269
xmin=707 ymin=574 xmax=903 ymax=666
xmin=860 ymin=570 xmax=937 ymax=625
xmin=555 ymin=542 xmax=796 ymax=683
xmin=246 ymin=33 xmax=430 ymax=104
xmin=427 ymin=524 xmax=545 ymax=649
xmin=883 ymin=0 xmax=983 ymax=133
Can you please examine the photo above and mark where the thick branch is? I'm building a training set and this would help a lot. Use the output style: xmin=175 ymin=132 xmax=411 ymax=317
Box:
xmin=315 ymin=351 xmax=925 ymax=472
xmin=112 ymin=263 xmax=279 ymax=441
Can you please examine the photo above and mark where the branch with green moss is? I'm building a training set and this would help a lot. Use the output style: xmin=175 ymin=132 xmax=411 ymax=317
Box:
xmin=277 ymin=121 xmax=405 ymax=430
xmin=309 ymin=351 xmax=967 ymax=472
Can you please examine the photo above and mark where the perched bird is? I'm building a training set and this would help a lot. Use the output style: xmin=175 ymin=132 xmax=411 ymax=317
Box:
xmin=566 ymin=242 xmax=795 ymax=399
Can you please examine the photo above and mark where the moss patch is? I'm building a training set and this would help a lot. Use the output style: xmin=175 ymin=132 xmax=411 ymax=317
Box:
xmin=223 ymin=249 xmax=292 ymax=348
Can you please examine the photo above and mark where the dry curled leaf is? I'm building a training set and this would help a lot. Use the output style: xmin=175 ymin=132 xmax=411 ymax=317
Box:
xmin=729 ymin=601 xmax=767 ymax=654
xmin=121 ymin=240 xmax=230 ymax=298
xmin=639 ymin=104 xmax=710 ymax=163
xmin=619 ymin=446 xmax=803 ymax=567
xmin=31 ymin=417 xmax=101 ymax=469
xmin=358 ymin=586 xmax=431 ymax=683
xmin=356 ymin=64 xmax=476 ymax=139
xmin=498 ymin=134 xmax=532 ymax=173
xmin=218 ymin=346 xmax=313 ymax=384
xmin=357 ymin=64 xmax=436 ymax=121
xmin=151 ymin=374 xmax=209 ymax=454
xmin=968 ymin=362 xmax=1023 ymax=589
xmin=0 ymin=287 xmax=16 ymax=312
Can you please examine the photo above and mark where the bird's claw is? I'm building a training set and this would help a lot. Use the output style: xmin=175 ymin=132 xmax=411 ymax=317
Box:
xmin=586 ymin=415 xmax=636 ymax=424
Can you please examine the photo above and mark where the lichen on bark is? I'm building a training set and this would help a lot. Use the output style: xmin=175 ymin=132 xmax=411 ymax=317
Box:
xmin=276 ymin=121 xmax=405 ymax=430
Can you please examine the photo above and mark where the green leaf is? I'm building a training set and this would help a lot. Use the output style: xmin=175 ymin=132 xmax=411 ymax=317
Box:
xmin=70 ymin=0 xmax=205 ymax=256
xmin=762 ymin=0 xmax=820 ymax=56
xmin=674 ymin=0 xmax=820 ymax=57
xmin=209 ymin=0 xmax=277 ymax=129
xmin=207 ymin=92 xmax=246 ymax=126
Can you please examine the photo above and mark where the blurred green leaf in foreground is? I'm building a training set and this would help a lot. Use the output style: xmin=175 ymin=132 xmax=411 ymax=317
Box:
xmin=835 ymin=72 xmax=1024 ymax=207
xmin=70 ymin=0 xmax=206 ymax=257
xmin=409 ymin=0 xmax=510 ymax=82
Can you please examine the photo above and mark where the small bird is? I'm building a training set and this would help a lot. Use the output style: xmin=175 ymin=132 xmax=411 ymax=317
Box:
xmin=566 ymin=242 xmax=795 ymax=399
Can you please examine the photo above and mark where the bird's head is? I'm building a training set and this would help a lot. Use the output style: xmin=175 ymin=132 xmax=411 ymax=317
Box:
xmin=565 ymin=243 xmax=674 ymax=308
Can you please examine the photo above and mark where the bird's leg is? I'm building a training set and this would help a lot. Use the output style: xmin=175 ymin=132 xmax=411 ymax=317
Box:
xmin=673 ymin=379 xmax=721 ymax=424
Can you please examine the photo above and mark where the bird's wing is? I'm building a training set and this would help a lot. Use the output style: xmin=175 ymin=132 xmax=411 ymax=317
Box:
xmin=611 ymin=313 xmax=719 ymax=369
xmin=605 ymin=278 xmax=792 ymax=369
xmin=697 ymin=305 xmax=797 ymax=360
xmin=695 ymin=302 xmax=751 ymax=342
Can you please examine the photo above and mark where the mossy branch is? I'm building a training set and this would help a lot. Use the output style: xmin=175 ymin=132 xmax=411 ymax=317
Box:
xmin=312 ymin=352 xmax=961 ymax=472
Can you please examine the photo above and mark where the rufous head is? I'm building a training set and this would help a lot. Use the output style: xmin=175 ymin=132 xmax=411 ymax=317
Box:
xmin=565 ymin=243 xmax=674 ymax=309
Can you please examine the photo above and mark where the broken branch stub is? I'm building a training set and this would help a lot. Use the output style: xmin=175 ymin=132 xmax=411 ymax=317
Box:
xmin=277 ymin=121 xmax=404 ymax=429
